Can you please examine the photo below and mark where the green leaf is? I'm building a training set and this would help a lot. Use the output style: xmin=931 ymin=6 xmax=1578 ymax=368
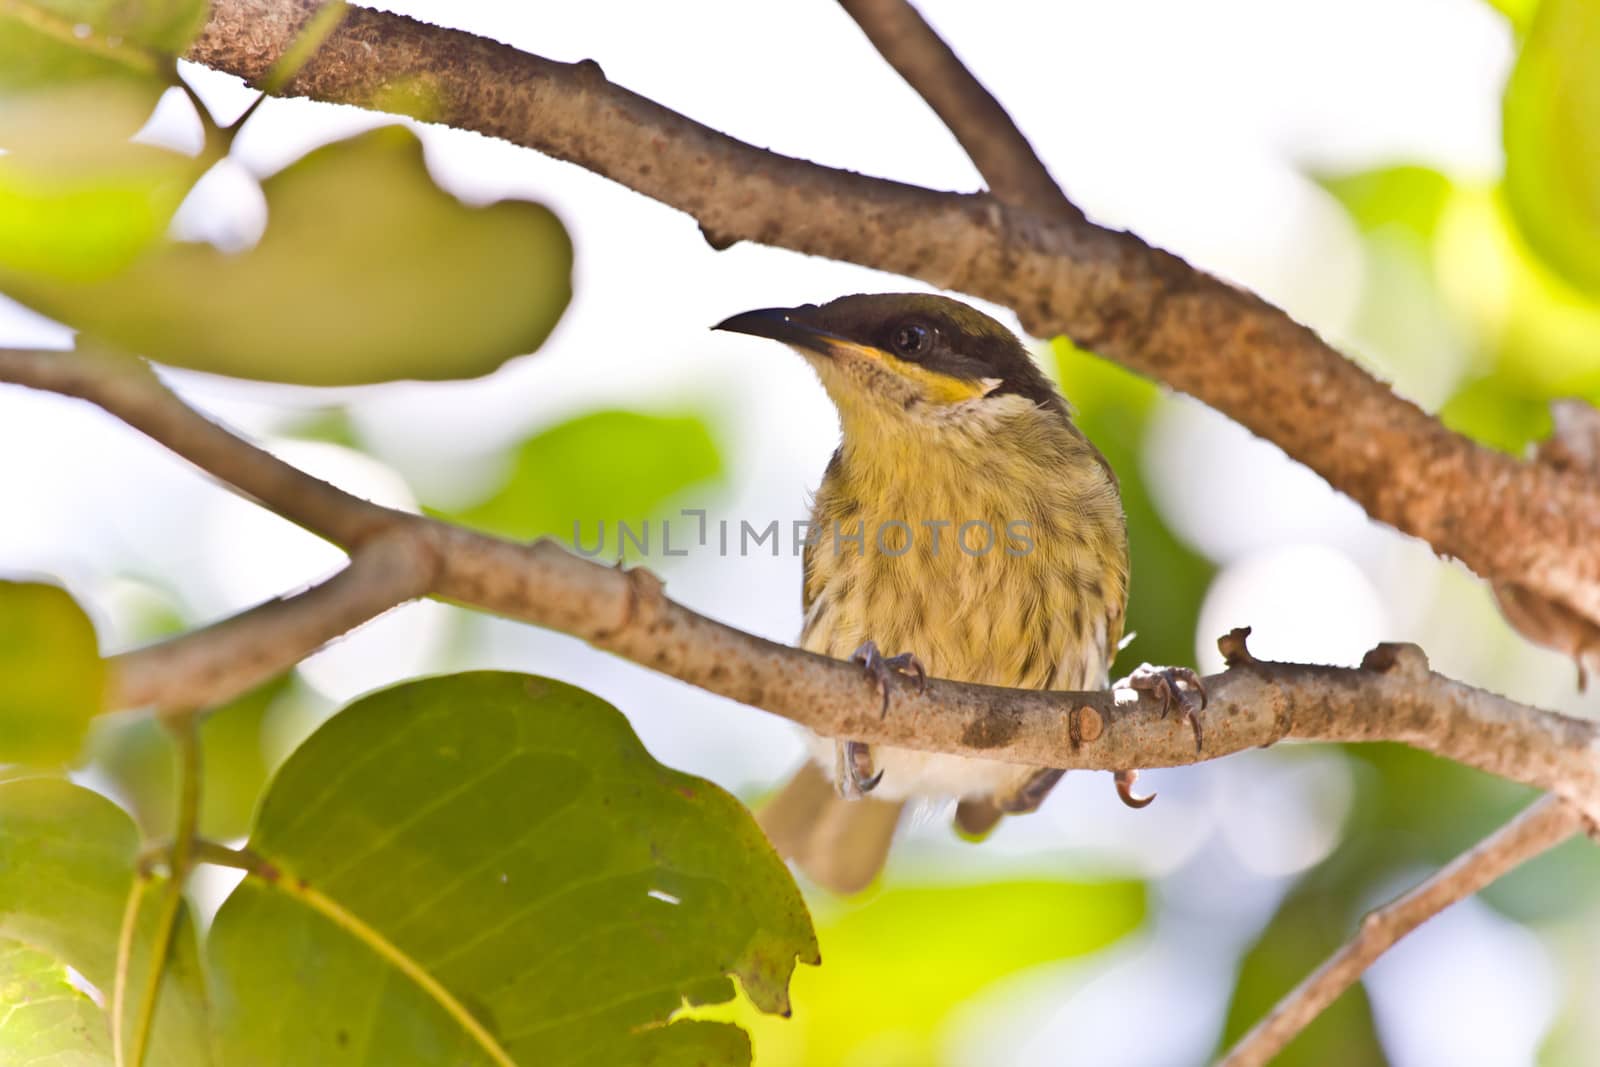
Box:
xmin=0 ymin=84 xmax=203 ymax=282
xmin=0 ymin=937 xmax=113 ymax=1066
xmin=6 ymin=126 xmax=574 ymax=385
xmin=446 ymin=410 xmax=724 ymax=545
xmin=0 ymin=778 xmax=212 ymax=1063
xmin=1504 ymin=0 xmax=1600 ymax=295
xmin=207 ymin=672 xmax=817 ymax=1067
xmin=0 ymin=580 xmax=105 ymax=765
xmin=0 ymin=0 xmax=205 ymax=92
xmin=708 ymin=878 xmax=1145 ymax=1067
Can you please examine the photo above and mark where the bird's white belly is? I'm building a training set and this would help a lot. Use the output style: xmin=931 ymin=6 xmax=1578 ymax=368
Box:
xmin=804 ymin=733 xmax=1031 ymax=800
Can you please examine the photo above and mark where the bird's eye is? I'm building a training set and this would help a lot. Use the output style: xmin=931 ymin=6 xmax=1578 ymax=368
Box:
xmin=891 ymin=323 xmax=930 ymax=358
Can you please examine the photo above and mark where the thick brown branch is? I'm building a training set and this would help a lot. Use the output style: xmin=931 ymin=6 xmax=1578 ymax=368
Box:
xmin=836 ymin=0 xmax=1084 ymax=223
xmin=1218 ymin=795 xmax=1586 ymax=1067
xmin=180 ymin=0 xmax=1600 ymax=629
xmin=5 ymin=349 xmax=1600 ymax=825
xmin=108 ymin=528 xmax=437 ymax=713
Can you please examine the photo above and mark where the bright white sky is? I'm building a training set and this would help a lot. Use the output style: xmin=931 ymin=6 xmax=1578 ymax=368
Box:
xmin=2 ymin=1 xmax=1570 ymax=1062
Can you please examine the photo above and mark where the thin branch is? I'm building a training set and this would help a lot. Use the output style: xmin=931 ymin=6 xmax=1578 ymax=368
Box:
xmin=1218 ymin=794 xmax=1586 ymax=1067
xmin=181 ymin=0 xmax=1600 ymax=629
xmin=836 ymin=0 xmax=1084 ymax=223
xmin=5 ymin=349 xmax=1600 ymax=826
xmin=110 ymin=528 xmax=437 ymax=714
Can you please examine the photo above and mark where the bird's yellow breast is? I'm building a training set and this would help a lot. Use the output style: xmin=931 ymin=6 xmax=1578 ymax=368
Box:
xmin=801 ymin=397 xmax=1128 ymax=692
xmin=798 ymin=396 xmax=1127 ymax=800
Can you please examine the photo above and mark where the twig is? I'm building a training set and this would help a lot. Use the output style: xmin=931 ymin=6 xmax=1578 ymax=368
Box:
xmin=181 ymin=0 xmax=1600 ymax=628
xmin=4 ymin=349 xmax=1600 ymax=824
xmin=109 ymin=870 xmax=146 ymax=1067
xmin=123 ymin=719 xmax=201 ymax=1067
xmin=836 ymin=0 xmax=1084 ymax=223
xmin=110 ymin=528 xmax=437 ymax=714
xmin=1217 ymin=795 xmax=1586 ymax=1067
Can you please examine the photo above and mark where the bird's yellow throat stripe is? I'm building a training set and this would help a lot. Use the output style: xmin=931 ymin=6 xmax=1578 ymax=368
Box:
xmin=818 ymin=338 xmax=989 ymax=405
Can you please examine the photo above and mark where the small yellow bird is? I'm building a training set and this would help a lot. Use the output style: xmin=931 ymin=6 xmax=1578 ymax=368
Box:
xmin=716 ymin=293 xmax=1196 ymax=894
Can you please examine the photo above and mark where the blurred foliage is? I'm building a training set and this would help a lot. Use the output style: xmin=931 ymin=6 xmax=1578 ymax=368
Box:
xmin=1218 ymin=742 xmax=1594 ymax=1063
xmin=1485 ymin=0 xmax=1540 ymax=34
xmin=0 ymin=779 xmax=211 ymax=1061
xmin=0 ymin=580 xmax=105 ymax=765
xmin=0 ymin=0 xmax=206 ymax=98
xmin=706 ymin=877 xmax=1145 ymax=1067
xmin=1224 ymin=866 xmax=1386 ymax=1066
xmin=4 ymin=126 xmax=574 ymax=385
xmin=1319 ymin=163 xmax=1600 ymax=454
xmin=442 ymin=408 xmax=724 ymax=550
xmin=1503 ymin=0 xmax=1600 ymax=297
xmin=1052 ymin=338 xmax=1214 ymax=671
xmin=0 ymin=84 xmax=208 ymax=281
xmin=208 ymin=673 xmax=814 ymax=1066
xmin=0 ymin=937 xmax=114 ymax=1065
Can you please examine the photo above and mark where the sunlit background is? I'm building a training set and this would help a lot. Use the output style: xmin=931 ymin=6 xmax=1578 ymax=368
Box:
xmin=6 ymin=0 xmax=1600 ymax=1063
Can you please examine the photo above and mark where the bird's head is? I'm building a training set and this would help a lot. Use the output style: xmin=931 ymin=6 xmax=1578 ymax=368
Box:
xmin=714 ymin=293 xmax=1065 ymax=440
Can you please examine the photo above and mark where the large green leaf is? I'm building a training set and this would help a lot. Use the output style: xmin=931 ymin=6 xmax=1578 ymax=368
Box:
xmin=445 ymin=410 xmax=724 ymax=546
xmin=6 ymin=126 xmax=573 ymax=385
xmin=1504 ymin=0 xmax=1600 ymax=296
xmin=0 ymin=778 xmax=212 ymax=1063
xmin=0 ymin=580 xmax=105 ymax=765
xmin=207 ymin=672 xmax=817 ymax=1066
xmin=0 ymin=0 xmax=205 ymax=92
xmin=709 ymin=878 xmax=1145 ymax=1067
xmin=0 ymin=937 xmax=113 ymax=1065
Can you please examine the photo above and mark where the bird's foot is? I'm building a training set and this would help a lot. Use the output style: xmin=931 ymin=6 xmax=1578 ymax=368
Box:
xmin=999 ymin=767 xmax=1066 ymax=814
xmin=1117 ymin=662 xmax=1208 ymax=752
xmin=839 ymin=740 xmax=882 ymax=798
xmin=1113 ymin=768 xmax=1156 ymax=809
xmin=851 ymin=639 xmax=927 ymax=717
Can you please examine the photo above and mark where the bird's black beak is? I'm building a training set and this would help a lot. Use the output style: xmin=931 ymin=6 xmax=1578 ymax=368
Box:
xmin=713 ymin=305 xmax=844 ymax=353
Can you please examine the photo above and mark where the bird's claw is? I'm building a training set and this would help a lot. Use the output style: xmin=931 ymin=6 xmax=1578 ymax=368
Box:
xmin=1119 ymin=662 xmax=1208 ymax=753
xmin=842 ymin=740 xmax=882 ymax=798
xmin=1114 ymin=768 xmax=1156 ymax=809
xmin=1000 ymin=767 xmax=1066 ymax=814
xmin=851 ymin=639 xmax=927 ymax=717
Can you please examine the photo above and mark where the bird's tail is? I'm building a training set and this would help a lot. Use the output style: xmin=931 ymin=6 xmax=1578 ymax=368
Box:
xmin=757 ymin=761 xmax=905 ymax=895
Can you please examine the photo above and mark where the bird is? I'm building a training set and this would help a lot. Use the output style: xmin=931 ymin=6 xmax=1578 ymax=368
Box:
xmin=715 ymin=293 xmax=1202 ymax=894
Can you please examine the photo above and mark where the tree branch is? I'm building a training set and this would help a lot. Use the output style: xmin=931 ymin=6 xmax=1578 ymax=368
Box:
xmin=1217 ymin=794 xmax=1586 ymax=1067
xmin=180 ymin=0 xmax=1600 ymax=629
xmin=5 ymin=348 xmax=1600 ymax=827
xmin=108 ymin=527 xmax=437 ymax=714
xmin=835 ymin=0 xmax=1084 ymax=223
